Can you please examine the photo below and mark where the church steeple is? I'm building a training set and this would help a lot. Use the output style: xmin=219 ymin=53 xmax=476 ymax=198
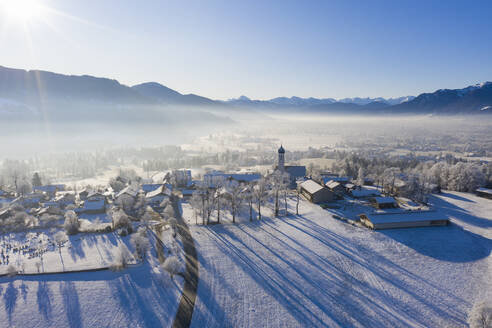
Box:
xmin=278 ymin=145 xmax=285 ymax=170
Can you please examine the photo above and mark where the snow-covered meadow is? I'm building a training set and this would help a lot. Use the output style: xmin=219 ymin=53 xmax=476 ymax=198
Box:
xmin=0 ymin=225 xmax=185 ymax=327
xmin=188 ymin=192 xmax=491 ymax=327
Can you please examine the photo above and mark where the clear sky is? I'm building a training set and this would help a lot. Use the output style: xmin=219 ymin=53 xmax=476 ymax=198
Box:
xmin=1 ymin=0 xmax=491 ymax=100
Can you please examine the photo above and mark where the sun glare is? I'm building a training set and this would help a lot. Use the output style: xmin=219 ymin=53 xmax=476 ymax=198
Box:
xmin=1 ymin=0 xmax=45 ymax=22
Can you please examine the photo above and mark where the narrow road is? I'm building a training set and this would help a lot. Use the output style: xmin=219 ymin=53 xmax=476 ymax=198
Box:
xmin=171 ymin=196 xmax=199 ymax=328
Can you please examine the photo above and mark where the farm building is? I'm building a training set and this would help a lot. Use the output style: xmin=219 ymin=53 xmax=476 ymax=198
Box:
xmin=325 ymin=180 xmax=346 ymax=194
xmin=371 ymin=197 xmax=398 ymax=209
xmin=322 ymin=176 xmax=351 ymax=185
xmin=145 ymin=185 xmax=172 ymax=207
xmin=300 ymin=180 xmax=334 ymax=204
xmin=358 ymin=211 xmax=448 ymax=230
xmin=351 ymin=188 xmax=381 ymax=198
xmin=476 ymin=187 xmax=492 ymax=200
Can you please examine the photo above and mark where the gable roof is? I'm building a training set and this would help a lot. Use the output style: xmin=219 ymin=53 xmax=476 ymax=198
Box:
xmin=146 ymin=185 xmax=171 ymax=198
xmin=325 ymin=180 xmax=342 ymax=189
xmin=300 ymin=180 xmax=324 ymax=194
xmin=373 ymin=197 xmax=397 ymax=204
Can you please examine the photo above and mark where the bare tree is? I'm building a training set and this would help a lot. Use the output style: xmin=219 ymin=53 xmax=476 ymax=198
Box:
xmin=253 ymin=177 xmax=269 ymax=220
xmin=225 ymin=180 xmax=243 ymax=223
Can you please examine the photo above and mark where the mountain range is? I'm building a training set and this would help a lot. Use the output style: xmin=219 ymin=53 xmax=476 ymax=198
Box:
xmin=0 ymin=65 xmax=491 ymax=116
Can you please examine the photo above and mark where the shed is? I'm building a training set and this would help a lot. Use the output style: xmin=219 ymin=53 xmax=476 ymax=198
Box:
xmin=371 ymin=197 xmax=398 ymax=209
xmin=359 ymin=211 xmax=448 ymax=230
xmin=300 ymin=180 xmax=334 ymax=204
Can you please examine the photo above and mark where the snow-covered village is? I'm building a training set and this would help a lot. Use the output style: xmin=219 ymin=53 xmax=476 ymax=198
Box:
xmin=1 ymin=1 xmax=492 ymax=327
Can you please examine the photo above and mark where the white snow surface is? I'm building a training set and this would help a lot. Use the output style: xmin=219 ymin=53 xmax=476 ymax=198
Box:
xmin=0 ymin=227 xmax=184 ymax=327
xmin=189 ymin=191 xmax=491 ymax=327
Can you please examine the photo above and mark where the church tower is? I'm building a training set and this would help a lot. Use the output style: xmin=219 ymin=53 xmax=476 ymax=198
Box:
xmin=278 ymin=145 xmax=285 ymax=170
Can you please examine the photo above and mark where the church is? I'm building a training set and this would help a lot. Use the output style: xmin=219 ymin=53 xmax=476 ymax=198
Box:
xmin=275 ymin=145 xmax=306 ymax=188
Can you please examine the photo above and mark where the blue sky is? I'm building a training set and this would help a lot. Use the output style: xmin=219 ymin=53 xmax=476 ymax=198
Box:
xmin=1 ymin=0 xmax=491 ymax=100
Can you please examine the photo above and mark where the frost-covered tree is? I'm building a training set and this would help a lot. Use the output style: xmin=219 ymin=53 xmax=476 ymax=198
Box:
xmin=253 ymin=177 xmax=269 ymax=220
xmin=110 ymin=244 xmax=132 ymax=271
xmin=111 ymin=208 xmax=132 ymax=232
xmin=356 ymin=167 xmax=365 ymax=186
xmin=115 ymin=194 xmax=135 ymax=215
xmin=63 ymin=210 xmax=79 ymax=235
xmin=130 ymin=228 xmax=150 ymax=261
xmin=162 ymin=256 xmax=181 ymax=280
xmin=225 ymin=180 xmax=243 ymax=223
xmin=32 ymin=172 xmax=42 ymax=188
xmin=468 ymin=302 xmax=492 ymax=328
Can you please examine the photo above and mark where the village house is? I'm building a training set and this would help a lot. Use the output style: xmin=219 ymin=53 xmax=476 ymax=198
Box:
xmin=54 ymin=191 xmax=76 ymax=208
xmin=145 ymin=185 xmax=172 ymax=207
xmin=300 ymin=180 xmax=334 ymax=204
xmin=359 ymin=211 xmax=448 ymax=230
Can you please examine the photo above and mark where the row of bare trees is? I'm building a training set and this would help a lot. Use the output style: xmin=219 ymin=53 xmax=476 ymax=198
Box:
xmin=189 ymin=171 xmax=292 ymax=224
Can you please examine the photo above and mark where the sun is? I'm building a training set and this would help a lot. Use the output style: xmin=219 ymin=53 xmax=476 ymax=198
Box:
xmin=1 ymin=0 xmax=46 ymax=22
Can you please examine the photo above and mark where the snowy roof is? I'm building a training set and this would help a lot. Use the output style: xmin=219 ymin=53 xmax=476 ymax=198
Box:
xmin=476 ymin=187 xmax=492 ymax=195
xmin=285 ymin=166 xmax=306 ymax=178
xmin=361 ymin=211 xmax=447 ymax=224
xmin=116 ymin=186 xmax=139 ymax=198
xmin=322 ymin=176 xmax=350 ymax=184
xmin=146 ymin=185 xmax=171 ymax=198
xmin=142 ymin=184 xmax=163 ymax=193
xmin=351 ymin=188 xmax=381 ymax=198
xmin=300 ymin=180 xmax=325 ymax=194
xmin=83 ymin=199 xmax=105 ymax=211
xmin=325 ymin=180 xmax=341 ymax=189
xmin=373 ymin=197 xmax=397 ymax=204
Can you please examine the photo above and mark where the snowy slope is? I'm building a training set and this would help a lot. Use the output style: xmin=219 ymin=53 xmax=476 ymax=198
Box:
xmin=189 ymin=192 xmax=491 ymax=327
xmin=0 ymin=228 xmax=184 ymax=327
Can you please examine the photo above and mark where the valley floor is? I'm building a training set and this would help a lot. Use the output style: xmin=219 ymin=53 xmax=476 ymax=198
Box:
xmin=188 ymin=192 xmax=491 ymax=327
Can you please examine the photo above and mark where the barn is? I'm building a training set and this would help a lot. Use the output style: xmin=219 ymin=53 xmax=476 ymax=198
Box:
xmin=300 ymin=180 xmax=334 ymax=204
xmin=359 ymin=211 xmax=449 ymax=230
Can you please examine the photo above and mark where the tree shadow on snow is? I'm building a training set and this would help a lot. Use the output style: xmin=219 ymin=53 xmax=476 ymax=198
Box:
xmin=37 ymin=281 xmax=53 ymax=322
xmin=380 ymin=224 xmax=491 ymax=263
xmin=3 ymin=281 xmax=18 ymax=325
xmin=60 ymin=281 xmax=82 ymax=328
xmin=430 ymin=194 xmax=492 ymax=230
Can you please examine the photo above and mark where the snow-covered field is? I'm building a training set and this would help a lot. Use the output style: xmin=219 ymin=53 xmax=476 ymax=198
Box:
xmin=0 ymin=227 xmax=184 ymax=327
xmin=189 ymin=192 xmax=491 ymax=327
xmin=0 ymin=231 xmax=136 ymax=275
